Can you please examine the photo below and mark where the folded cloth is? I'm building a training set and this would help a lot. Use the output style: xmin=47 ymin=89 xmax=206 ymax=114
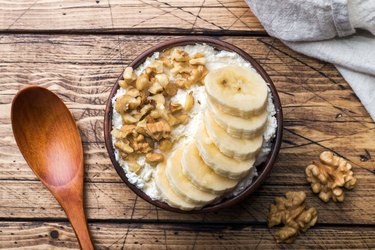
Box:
xmin=246 ymin=0 xmax=375 ymax=121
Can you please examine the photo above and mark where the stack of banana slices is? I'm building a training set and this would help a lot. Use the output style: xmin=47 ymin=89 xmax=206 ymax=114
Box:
xmin=155 ymin=65 xmax=270 ymax=210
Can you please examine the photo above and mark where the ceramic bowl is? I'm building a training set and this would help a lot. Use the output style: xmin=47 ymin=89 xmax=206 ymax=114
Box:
xmin=104 ymin=37 xmax=283 ymax=213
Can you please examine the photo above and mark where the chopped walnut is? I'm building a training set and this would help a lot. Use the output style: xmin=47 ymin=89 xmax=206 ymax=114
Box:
xmin=150 ymin=109 xmax=161 ymax=119
xmin=306 ymin=151 xmax=357 ymax=202
xmin=169 ymin=102 xmax=183 ymax=113
xmin=111 ymin=125 xmax=135 ymax=139
xmin=268 ymin=191 xmax=318 ymax=243
xmin=122 ymin=114 xmax=138 ymax=124
xmin=115 ymin=88 xmax=141 ymax=113
xmin=149 ymin=94 xmax=165 ymax=108
xmin=136 ymin=74 xmax=150 ymax=91
xmin=145 ymin=152 xmax=164 ymax=165
xmin=170 ymin=62 xmax=191 ymax=76
xmin=128 ymin=161 xmax=142 ymax=174
xmin=118 ymin=80 xmax=128 ymax=89
xmin=160 ymin=57 xmax=173 ymax=68
xmin=149 ymin=60 xmax=164 ymax=74
xmin=139 ymin=91 xmax=148 ymax=103
xmin=189 ymin=65 xmax=207 ymax=85
xmin=128 ymin=96 xmax=142 ymax=110
xmin=171 ymin=48 xmax=190 ymax=62
xmin=159 ymin=139 xmax=172 ymax=152
xmin=155 ymin=73 xmax=169 ymax=87
xmin=148 ymin=81 xmax=163 ymax=95
xmin=133 ymin=104 xmax=154 ymax=121
xmin=189 ymin=57 xmax=206 ymax=65
xmin=166 ymin=114 xmax=178 ymax=127
xmin=123 ymin=67 xmax=137 ymax=85
xmin=135 ymin=134 xmax=144 ymax=142
xmin=126 ymin=88 xmax=140 ymax=97
xmin=184 ymin=91 xmax=194 ymax=111
xmin=129 ymin=137 xmax=152 ymax=154
xmin=192 ymin=52 xmax=204 ymax=59
xmin=174 ymin=64 xmax=208 ymax=89
xmin=115 ymin=95 xmax=129 ymax=114
xmin=145 ymin=119 xmax=171 ymax=141
xmin=175 ymin=113 xmax=189 ymax=125
xmin=115 ymin=140 xmax=134 ymax=154
xmin=175 ymin=78 xmax=186 ymax=89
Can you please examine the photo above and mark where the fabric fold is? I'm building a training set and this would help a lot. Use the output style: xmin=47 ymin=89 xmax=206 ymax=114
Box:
xmin=246 ymin=0 xmax=375 ymax=121
xmin=331 ymin=0 xmax=355 ymax=37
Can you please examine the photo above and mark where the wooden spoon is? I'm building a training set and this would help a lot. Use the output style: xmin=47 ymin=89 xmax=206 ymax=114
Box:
xmin=11 ymin=85 xmax=94 ymax=250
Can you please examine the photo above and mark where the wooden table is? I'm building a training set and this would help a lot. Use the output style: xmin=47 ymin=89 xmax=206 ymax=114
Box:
xmin=1 ymin=1 xmax=374 ymax=249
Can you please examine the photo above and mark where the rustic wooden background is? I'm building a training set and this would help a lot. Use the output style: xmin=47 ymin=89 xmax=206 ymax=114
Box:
xmin=0 ymin=0 xmax=374 ymax=249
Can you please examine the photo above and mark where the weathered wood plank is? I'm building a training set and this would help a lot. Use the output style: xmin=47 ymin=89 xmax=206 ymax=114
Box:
xmin=1 ymin=130 xmax=374 ymax=185
xmin=0 ymin=0 xmax=263 ymax=34
xmin=0 ymin=221 xmax=374 ymax=249
xmin=0 ymin=180 xmax=374 ymax=224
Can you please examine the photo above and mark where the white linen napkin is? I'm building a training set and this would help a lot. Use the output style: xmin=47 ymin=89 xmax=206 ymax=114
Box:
xmin=246 ymin=0 xmax=375 ymax=121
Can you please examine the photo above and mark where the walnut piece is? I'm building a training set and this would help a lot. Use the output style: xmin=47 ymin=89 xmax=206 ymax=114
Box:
xmin=169 ymin=102 xmax=183 ymax=113
xmin=136 ymin=74 xmax=150 ymax=91
xmin=184 ymin=91 xmax=194 ymax=111
xmin=114 ymin=140 xmax=134 ymax=154
xmin=123 ymin=67 xmax=137 ymax=85
xmin=111 ymin=125 xmax=135 ymax=139
xmin=155 ymin=73 xmax=169 ymax=87
xmin=145 ymin=119 xmax=171 ymax=141
xmin=149 ymin=60 xmax=164 ymax=74
xmin=306 ymin=151 xmax=357 ymax=202
xmin=189 ymin=57 xmax=206 ymax=65
xmin=268 ymin=191 xmax=318 ymax=243
xmin=145 ymin=152 xmax=164 ymax=165
xmin=160 ymin=57 xmax=173 ymax=68
xmin=192 ymin=52 xmax=204 ymax=59
xmin=128 ymin=161 xmax=142 ymax=174
xmin=159 ymin=139 xmax=172 ymax=152
xmin=148 ymin=81 xmax=163 ymax=95
xmin=149 ymin=94 xmax=165 ymax=108
xmin=129 ymin=136 xmax=152 ymax=154
xmin=171 ymin=48 xmax=190 ymax=62
xmin=175 ymin=113 xmax=189 ymax=125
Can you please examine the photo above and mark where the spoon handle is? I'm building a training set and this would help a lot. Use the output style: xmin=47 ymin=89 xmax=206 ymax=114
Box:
xmin=63 ymin=199 xmax=94 ymax=250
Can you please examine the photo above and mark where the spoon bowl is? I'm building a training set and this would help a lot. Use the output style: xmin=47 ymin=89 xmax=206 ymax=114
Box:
xmin=11 ymin=85 xmax=94 ymax=249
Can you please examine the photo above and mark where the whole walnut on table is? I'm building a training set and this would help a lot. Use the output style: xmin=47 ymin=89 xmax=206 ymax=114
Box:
xmin=268 ymin=191 xmax=318 ymax=243
xmin=305 ymin=151 xmax=357 ymax=202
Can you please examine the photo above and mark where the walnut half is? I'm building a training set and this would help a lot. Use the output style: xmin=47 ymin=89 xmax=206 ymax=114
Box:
xmin=305 ymin=151 xmax=357 ymax=202
xmin=268 ymin=191 xmax=318 ymax=243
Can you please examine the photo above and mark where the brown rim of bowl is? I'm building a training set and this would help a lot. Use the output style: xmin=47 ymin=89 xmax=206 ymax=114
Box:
xmin=104 ymin=36 xmax=283 ymax=213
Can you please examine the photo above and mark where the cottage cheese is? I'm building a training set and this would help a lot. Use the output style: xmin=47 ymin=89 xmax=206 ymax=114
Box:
xmin=112 ymin=44 xmax=277 ymax=202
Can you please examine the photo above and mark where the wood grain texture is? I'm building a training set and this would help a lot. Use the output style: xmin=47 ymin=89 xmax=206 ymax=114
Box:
xmin=1 ymin=221 xmax=374 ymax=249
xmin=0 ymin=34 xmax=374 ymax=248
xmin=1 ymin=180 xmax=374 ymax=224
xmin=0 ymin=0 xmax=263 ymax=34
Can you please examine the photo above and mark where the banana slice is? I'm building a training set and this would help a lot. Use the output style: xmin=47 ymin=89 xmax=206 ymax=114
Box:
xmin=195 ymin=123 xmax=255 ymax=179
xmin=154 ymin=163 xmax=201 ymax=210
xmin=166 ymin=148 xmax=218 ymax=205
xmin=181 ymin=142 xmax=238 ymax=194
xmin=204 ymin=109 xmax=263 ymax=161
xmin=205 ymin=65 xmax=268 ymax=118
xmin=207 ymin=98 xmax=267 ymax=139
